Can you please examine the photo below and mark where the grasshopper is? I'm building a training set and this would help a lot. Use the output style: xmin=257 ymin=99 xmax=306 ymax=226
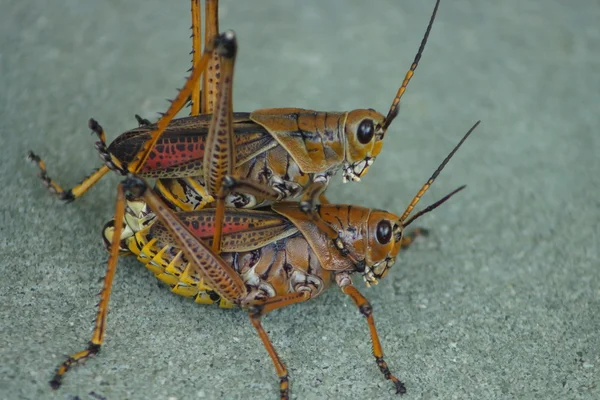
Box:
xmin=50 ymin=112 xmax=480 ymax=398
xmin=29 ymin=0 xmax=442 ymax=255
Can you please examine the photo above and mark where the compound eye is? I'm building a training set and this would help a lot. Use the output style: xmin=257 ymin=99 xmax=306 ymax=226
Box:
xmin=375 ymin=220 xmax=392 ymax=244
xmin=357 ymin=119 xmax=374 ymax=144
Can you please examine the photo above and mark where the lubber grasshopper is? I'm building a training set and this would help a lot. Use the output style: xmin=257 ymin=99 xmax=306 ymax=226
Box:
xmin=28 ymin=0 xmax=443 ymax=248
xmin=49 ymin=114 xmax=480 ymax=398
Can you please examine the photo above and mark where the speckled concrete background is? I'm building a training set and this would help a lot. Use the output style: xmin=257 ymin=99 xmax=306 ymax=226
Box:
xmin=1 ymin=1 xmax=598 ymax=399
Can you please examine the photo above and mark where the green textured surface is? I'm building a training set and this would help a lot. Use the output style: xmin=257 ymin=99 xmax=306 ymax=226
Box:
xmin=1 ymin=1 xmax=598 ymax=399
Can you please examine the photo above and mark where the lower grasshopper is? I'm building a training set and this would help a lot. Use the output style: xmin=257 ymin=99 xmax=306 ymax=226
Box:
xmin=50 ymin=117 xmax=480 ymax=398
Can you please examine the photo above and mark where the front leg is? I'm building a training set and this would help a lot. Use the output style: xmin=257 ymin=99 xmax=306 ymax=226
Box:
xmin=337 ymin=275 xmax=406 ymax=395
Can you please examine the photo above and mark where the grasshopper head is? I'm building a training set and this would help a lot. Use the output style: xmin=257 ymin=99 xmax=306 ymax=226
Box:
xmin=342 ymin=109 xmax=386 ymax=183
xmin=361 ymin=210 xmax=404 ymax=286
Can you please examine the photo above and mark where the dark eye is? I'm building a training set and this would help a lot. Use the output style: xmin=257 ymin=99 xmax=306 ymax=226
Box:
xmin=357 ymin=119 xmax=374 ymax=144
xmin=376 ymin=220 xmax=392 ymax=244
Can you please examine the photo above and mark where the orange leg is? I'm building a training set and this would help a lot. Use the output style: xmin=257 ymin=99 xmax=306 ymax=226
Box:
xmin=341 ymin=284 xmax=406 ymax=395
xmin=50 ymin=179 xmax=127 ymax=388
xmin=28 ymin=151 xmax=110 ymax=202
xmin=190 ymin=0 xmax=202 ymax=116
xmin=202 ymin=31 xmax=237 ymax=254
xmin=248 ymin=292 xmax=310 ymax=400
xmin=27 ymin=118 xmax=113 ymax=202
xmin=202 ymin=0 xmax=220 ymax=114
xmin=190 ymin=0 xmax=220 ymax=116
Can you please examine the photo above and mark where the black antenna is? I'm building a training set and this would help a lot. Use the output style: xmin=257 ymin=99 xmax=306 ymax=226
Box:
xmin=382 ymin=0 xmax=441 ymax=131
xmin=399 ymin=120 xmax=480 ymax=223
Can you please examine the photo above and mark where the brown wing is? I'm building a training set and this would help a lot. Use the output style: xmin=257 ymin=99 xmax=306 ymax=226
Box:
xmin=109 ymin=113 xmax=278 ymax=176
xmin=250 ymin=108 xmax=347 ymax=173
xmin=272 ymin=202 xmax=357 ymax=272
xmin=150 ymin=208 xmax=298 ymax=252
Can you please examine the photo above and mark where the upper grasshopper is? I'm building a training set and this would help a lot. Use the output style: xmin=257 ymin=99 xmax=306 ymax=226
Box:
xmin=29 ymin=0 xmax=442 ymax=246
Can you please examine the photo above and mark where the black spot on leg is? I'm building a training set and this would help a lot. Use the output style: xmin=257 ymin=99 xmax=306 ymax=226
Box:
xmin=59 ymin=190 xmax=75 ymax=203
xmin=280 ymin=375 xmax=290 ymax=399
xmin=395 ymin=380 xmax=407 ymax=395
xmin=87 ymin=342 xmax=101 ymax=355
xmin=375 ymin=356 xmax=406 ymax=395
xmin=248 ymin=304 xmax=264 ymax=317
xmin=359 ymin=303 xmax=372 ymax=317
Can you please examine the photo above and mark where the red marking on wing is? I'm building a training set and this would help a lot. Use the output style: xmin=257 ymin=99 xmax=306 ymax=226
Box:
xmin=140 ymin=137 xmax=206 ymax=172
xmin=185 ymin=219 xmax=256 ymax=239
